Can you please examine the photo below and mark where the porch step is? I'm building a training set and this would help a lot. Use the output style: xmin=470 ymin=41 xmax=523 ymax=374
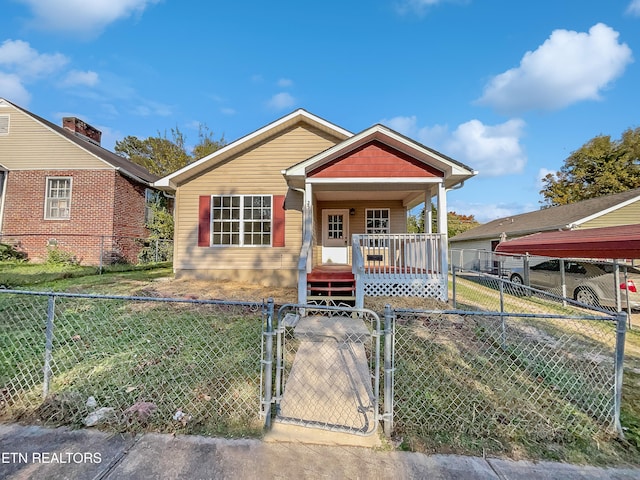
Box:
xmin=307 ymin=267 xmax=356 ymax=305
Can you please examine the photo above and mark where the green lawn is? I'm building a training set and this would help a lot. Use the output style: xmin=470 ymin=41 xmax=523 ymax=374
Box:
xmin=0 ymin=260 xmax=172 ymax=289
xmin=1 ymin=264 xmax=639 ymax=464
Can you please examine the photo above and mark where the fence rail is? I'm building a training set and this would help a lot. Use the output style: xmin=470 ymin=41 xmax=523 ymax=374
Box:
xmin=0 ymin=289 xmax=265 ymax=437
xmin=450 ymin=248 xmax=639 ymax=317
xmin=0 ymin=233 xmax=173 ymax=268
xmin=0 ymin=283 xmax=627 ymax=457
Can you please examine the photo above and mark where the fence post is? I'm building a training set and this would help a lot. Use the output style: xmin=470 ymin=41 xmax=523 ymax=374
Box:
xmin=499 ymin=280 xmax=507 ymax=349
xmin=383 ymin=304 xmax=394 ymax=436
xmin=43 ymin=295 xmax=56 ymax=399
xmin=614 ymin=311 xmax=627 ymax=436
xmin=262 ymin=298 xmax=275 ymax=428
xmin=452 ymin=266 xmax=457 ymax=309
xmin=99 ymin=236 xmax=104 ymax=274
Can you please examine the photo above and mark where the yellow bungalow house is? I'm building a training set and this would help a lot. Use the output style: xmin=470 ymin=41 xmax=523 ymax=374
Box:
xmin=154 ymin=110 xmax=476 ymax=307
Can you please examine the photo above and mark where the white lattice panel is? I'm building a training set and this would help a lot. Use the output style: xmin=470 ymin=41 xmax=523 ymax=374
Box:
xmin=362 ymin=278 xmax=447 ymax=301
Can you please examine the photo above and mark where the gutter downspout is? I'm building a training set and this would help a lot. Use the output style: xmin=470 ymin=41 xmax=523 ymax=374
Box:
xmin=0 ymin=169 xmax=6 ymax=233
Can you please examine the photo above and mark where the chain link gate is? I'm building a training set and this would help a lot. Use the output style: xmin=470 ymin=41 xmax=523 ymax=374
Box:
xmin=261 ymin=303 xmax=394 ymax=437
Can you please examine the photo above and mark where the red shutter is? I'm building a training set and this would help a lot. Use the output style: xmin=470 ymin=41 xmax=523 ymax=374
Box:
xmin=198 ymin=196 xmax=211 ymax=247
xmin=273 ymin=195 xmax=285 ymax=247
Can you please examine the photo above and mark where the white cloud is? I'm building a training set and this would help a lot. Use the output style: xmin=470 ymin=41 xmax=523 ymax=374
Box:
xmin=627 ymin=0 xmax=640 ymax=15
xmin=267 ymin=92 xmax=296 ymax=110
xmin=383 ymin=115 xmax=527 ymax=176
xmin=220 ymin=107 xmax=236 ymax=115
xmin=15 ymin=0 xmax=161 ymax=37
xmin=476 ymin=23 xmax=633 ymax=114
xmin=277 ymin=78 xmax=293 ymax=88
xmin=0 ymin=72 xmax=31 ymax=105
xmin=60 ymin=70 xmax=99 ymax=87
xmin=0 ymin=39 xmax=68 ymax=79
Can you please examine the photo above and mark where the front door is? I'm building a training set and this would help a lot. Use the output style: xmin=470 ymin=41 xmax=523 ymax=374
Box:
xmin=322 ymin=209 xmax=349 ymax=264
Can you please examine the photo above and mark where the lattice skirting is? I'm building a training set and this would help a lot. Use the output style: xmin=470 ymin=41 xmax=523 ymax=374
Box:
xmin=362 ymin=278 xmax=447 ymax=301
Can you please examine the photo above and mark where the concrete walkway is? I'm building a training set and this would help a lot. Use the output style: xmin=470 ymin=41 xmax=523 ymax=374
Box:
xmin=270 ymin=315 xmax=379 ymax=444
xmin=1 ymin=423 xmax=640 ymax=479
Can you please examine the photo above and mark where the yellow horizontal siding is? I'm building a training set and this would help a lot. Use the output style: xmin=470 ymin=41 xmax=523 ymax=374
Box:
xmin=0 ymin=106 xmax=110 ymax=170
xmin=579 ymin=202 xmax=640 ymax=229
xmin=174 ymin=124 xmax=342 ymax=272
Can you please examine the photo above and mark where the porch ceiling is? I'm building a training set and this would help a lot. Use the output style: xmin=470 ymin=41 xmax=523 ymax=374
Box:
xmin=313 ymin=182 xmax=426 ymax=206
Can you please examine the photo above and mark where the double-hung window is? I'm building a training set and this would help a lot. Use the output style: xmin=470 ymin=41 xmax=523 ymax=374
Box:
xmin=45 ymin=177 xmax=72 ymax=220
xmin=211 ymin=195 xmax=272 ymax=246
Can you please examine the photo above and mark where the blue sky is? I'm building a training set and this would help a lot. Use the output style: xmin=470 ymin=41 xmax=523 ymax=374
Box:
xmin=1 ymin=0 xmax=639 ymax=222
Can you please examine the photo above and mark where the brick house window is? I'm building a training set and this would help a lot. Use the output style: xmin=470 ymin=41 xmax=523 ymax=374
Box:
xmin=145 ymin=188 xmax=160 ymax=224
xmin=211 ymin=195 xmax=272 ymax=246
xmin=45 ymin=177 xmax=72 ymax=220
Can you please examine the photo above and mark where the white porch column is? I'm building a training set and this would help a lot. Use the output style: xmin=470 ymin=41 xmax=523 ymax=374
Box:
xmin=305 ymin=181 xmax=313 ymax=272
xmin=436 ymin=182 xmax=447 ymax=235
xmin=425 ymin=191 xmax=433 ymax=234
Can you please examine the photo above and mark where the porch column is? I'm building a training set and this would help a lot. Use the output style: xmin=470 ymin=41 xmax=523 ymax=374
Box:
xmin=424 ymin=191 xmax=433 ymax=234
xmin=304 ymin=181 xmax=313 ymax=272
xmin=436 ymin=182 xmax=447 ymax=235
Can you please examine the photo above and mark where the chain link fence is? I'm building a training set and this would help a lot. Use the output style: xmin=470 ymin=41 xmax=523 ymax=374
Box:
xmin=0 ymin=281 xmax=628 ymax=457
xmin=384 ymin=268 xmax=627 ymax=456
xmin=0 ymin=233 xmax=173 ymax=268
xmin=391 ymin=307 xmax=625 ymax=455
xmin=450 ymin=248 xmax=639 ymax=317
xmin=265 ymin=304 xmax=389 ymax=436
xmin=0 ymin=290 xmax=265 ymax=437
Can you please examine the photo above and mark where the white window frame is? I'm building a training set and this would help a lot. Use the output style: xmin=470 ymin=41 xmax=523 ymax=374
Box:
xmin=44 ymin=177 xmax=72 ymax=220
xmin=0 ymin=115 xmax=9 ymax=135
xmin=366 ymin=208 xmax=390 ymax=235
xmin=210 ymin=194 xmax=273 ymax=247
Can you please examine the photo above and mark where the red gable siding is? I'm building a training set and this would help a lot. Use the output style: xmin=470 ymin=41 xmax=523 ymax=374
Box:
xmin=309 ymin=141 xmax=443 ymax=178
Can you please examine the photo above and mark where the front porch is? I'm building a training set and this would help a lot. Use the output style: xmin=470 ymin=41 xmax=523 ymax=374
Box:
xmin=301 ymin=233 xmax=449 ymax=308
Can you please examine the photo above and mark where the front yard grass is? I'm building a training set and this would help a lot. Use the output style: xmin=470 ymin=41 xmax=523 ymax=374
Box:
xmin=1 ymin=264 xmax=639 ymax=465
xmin=0 ymin=260 xmax=172 ymax=289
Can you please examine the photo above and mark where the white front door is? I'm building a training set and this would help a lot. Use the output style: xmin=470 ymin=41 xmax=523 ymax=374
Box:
xmin=321 ymin=209 xmax=349 ymax=264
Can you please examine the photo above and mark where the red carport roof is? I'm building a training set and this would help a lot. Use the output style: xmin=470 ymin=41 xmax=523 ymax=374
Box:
xmin=495 ymin=224 xmax=640 ymax=259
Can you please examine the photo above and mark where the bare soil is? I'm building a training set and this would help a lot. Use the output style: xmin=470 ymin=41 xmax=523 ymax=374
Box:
xmin=146 ymin=276 xmax=299 ymax=305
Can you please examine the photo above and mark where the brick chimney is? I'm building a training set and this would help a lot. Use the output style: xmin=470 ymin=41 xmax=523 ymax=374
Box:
xmin=62 ymin=117 xmax=102 ymax=146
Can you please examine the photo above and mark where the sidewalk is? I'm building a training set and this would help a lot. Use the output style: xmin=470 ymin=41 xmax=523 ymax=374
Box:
xmin=1 ymin=423 xmax=640 ymax=480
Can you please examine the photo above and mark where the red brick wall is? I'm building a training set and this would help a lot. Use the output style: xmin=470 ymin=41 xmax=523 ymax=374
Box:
xmin=1 ymin=169 xmax=150 ymax=265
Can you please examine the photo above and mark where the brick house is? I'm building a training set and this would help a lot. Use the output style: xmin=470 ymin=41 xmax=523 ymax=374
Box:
xmin=0 ymin=98 xmax=161 ymax=265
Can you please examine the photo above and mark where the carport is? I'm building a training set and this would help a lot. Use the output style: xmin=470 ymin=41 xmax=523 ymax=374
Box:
xmin=494 ymin=224 xmax=640 ymax=259
xmin=495 ymin=224 xmax=640 ymax=317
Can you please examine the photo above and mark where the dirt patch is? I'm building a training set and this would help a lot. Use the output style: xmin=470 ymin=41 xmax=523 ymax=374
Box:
xmin=147 ymin=276 xmax=298 ymax=305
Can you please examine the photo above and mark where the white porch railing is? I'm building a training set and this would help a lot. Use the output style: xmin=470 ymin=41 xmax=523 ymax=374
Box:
xmin=352 ymin=233 xmax=449 ymax=307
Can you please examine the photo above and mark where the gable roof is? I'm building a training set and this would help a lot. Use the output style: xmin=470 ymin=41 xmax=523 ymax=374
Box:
xmin=154 ymin=109 xmax=353 ymax=190
xmin=283 ymin=123 xmax=476 ymax=189
xmin=451 ymin=187 xmax=640 ymax=242
xmin=1 ymin=98 xmax=158 ymax=185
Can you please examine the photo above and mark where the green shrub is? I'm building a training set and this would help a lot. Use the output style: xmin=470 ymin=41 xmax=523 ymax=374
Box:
xmin=46 ymin=246 xmax=78 ymax=266
xmin=0 ymin=242 xmax=27 ymax=261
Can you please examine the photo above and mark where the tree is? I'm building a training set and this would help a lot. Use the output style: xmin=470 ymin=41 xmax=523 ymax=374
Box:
xmin=540 ymin=127 xmax=640 ymax=207
xmin=407 ymin=205 xmax=480 ymax=237
xmin=192 ymin=124 xmax=226 ymax=160
xmin=115 ymin=124 xmax=226 ymax=176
